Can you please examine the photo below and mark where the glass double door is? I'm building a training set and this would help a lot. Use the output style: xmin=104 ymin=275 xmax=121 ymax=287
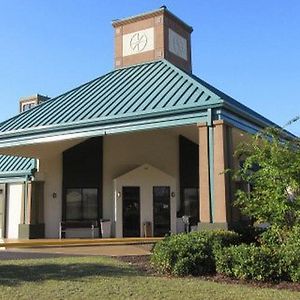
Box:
xmin=122 ymin=186 xmax=171 ymax=237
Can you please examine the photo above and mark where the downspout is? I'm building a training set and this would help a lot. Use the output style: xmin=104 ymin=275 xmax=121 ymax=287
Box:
xmin=23 ymin=164 xmax=37 ymax=225
xmin=207 ymin=108 xmax=215 ymax=223
xmin=23 ymin=179 xmax=29 ymax=224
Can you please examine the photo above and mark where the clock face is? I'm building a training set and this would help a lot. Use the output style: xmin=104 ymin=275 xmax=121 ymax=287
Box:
xmin=123 ymin=28 xmax=154 ymax=57
xmin=130 ymin=32 xmax=148 ymax=52
xmin=168 ymin=29 xmax=188 ymax=61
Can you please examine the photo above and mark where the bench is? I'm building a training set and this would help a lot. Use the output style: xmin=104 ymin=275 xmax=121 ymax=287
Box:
xmin=59 ymin=220 xmax=99 ymax=239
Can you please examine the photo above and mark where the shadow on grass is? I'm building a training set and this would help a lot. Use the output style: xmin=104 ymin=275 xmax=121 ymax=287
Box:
xmin=0 ymin=262 xmax=141 ymax=286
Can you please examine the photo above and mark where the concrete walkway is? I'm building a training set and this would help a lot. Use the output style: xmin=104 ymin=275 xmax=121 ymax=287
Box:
xmin=0 ymin=244 xmax=152 ymax=260
xmin=0 ymin=237 xmax=161 ymax=248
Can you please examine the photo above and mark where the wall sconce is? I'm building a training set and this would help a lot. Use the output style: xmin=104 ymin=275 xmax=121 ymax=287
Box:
xmin=52 ymin=192 xmax=57 ymax=199
xmin=117 ymin=192 xmax=121 ymax=198
xmin=171 ymin=192 xmax=175 ymax=198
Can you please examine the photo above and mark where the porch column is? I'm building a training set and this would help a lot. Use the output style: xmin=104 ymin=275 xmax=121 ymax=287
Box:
xmin=213 ymin=120 xmax=231 ymax=228
xmin=18 ymin=181 xmax=45 ymax=239
xmin=198 ymin=120 xmax=232 ymax=230
xmin=198 ymin=123 xmax=211 ymax=224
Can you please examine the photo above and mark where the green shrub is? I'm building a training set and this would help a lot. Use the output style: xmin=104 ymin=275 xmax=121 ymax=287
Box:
xmin=280 ymin=225 xmax=300 ymax=282
xmin=233 ymin=224 xmax=265 ymax=245
xmin=257 ymin=225 xmax=300 ymax=282
xmin=151 ymin=230 xmax=240 ymax=276
xmin=215 ymin=244 xmax=283 ymax=281
xmin=259 ymin=225 xmax=288 ymax=247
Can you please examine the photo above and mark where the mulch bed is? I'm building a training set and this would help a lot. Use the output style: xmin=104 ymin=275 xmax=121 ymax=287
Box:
xmin=117 ymin=255 xmax=300 ymax=292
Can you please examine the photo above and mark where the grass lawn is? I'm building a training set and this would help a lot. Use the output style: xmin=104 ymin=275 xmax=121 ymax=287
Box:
xmin=0 ymin=256 xmax=298 ymax=300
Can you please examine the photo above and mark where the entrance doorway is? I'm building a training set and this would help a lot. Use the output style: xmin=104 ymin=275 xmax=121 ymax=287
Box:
xmin=153 ymin=186 xmax=170 ymax=237
xmin=122 ymin=186 xmax=140 ymax=237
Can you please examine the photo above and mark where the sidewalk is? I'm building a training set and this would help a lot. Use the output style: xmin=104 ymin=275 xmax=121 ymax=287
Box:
xmin=0 ymin=244 xmax=152 ymax=260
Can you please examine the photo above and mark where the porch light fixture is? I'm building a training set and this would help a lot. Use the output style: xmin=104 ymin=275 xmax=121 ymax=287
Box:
xmin=52 ymin=192 xmax=57 ymax=199
xmin=117 ymin=191 xmax=121 ymax=198
xmin=171 ymin=192 xmax=175 ymax=198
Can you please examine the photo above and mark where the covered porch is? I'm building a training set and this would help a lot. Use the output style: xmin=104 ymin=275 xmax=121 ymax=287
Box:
xmin=0 ymin=121 xmax=248 ymax=240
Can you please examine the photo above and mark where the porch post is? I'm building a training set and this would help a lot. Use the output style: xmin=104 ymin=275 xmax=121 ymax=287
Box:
xmin=212 ymin=120 xmax=231 ymax=228
xmin=18 ymin=181 xmax=45 ymax=239
xmin=198 ymin=120 xmax=232 ymax=230
xmin=198 ymin=123 xmax=211 ymax=224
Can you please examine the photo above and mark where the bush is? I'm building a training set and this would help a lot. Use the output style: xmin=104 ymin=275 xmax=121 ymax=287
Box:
xmin=215 ymin=244 xmax=283 ymax=281
xmin=259 ymin=225 xmax=288 ymax=247
xmin=280 ymin=226 xmax=300 ymax=282
xmin=257 ymin=225 xmax=300 ymax=282
xmin=150 ymin=230 xmax=240 ymax=276
xmin=233 ymin=224 xmax=265 ymax=245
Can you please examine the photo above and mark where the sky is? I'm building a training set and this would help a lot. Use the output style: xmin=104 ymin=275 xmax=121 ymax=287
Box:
xmin=0 ymin=0 xmax=299 ymax=135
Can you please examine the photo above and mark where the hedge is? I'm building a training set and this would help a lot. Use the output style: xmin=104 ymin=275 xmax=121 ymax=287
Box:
xmin=215 ymin=244 xmax=283 ymax=281
xmin=150 ymin=230 xmax=240 ymax=276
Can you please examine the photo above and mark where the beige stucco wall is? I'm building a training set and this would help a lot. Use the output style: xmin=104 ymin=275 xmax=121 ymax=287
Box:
xmin=35 ymin=155 xmax=62 ymax=238
xmin=29 ymin=126 xmax=197 ymax=238
xmin=113 ymin=164 xmax=177 ymax=237
xmin=103 ymin=129 xmax=180 ymax=228
xmin=31 ymin=139 xmax=87 ymax=238
xmin=31 ymin=129 xmax=181 ymax=238
xmin=6 ymin=183 xmax=23 ymax=239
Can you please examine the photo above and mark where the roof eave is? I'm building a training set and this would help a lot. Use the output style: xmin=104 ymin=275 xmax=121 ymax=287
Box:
xmin=219 ymin=102 xmax=297 ymax=139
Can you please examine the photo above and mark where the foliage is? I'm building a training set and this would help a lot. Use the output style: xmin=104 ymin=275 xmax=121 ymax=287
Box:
xmin=215 ymin=244 xmax=283 ymax=281
xmin=259 ymin=225 xmax=288 ymax=247
xmin=216 ymin=225 xmax=300 ymax=282
xmin=277 ymin=225 xmax=300 ymax=282
xmin=233 ymin=224 xmax=265 ymax=245
xmin=233 ymin=122 xmax=300 ymax=228
xmin=150 ymin=230 xmax=240 ymax=276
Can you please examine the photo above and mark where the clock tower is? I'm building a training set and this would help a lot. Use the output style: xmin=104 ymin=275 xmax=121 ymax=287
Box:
xmin=112 ymin=6 xmax=193 ymax=73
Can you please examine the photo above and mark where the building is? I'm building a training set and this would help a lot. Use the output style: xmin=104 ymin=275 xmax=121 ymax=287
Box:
xmin=0 ymin=7 xmax=292 ymax=239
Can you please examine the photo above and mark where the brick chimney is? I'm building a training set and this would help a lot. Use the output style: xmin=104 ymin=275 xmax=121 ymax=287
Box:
xmin=19 ymin=94 xmax=50 ymax=113
xmin=112 ymin=6 xmax=193 ymax=73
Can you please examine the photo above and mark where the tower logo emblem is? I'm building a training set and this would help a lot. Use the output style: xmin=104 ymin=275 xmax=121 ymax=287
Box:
xmin=130 ymin=33 xmax=148 ymax=53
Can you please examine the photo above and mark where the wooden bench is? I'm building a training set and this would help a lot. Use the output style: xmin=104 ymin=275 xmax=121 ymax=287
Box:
xmin=59 ymin=220 xmax=99 ymax=239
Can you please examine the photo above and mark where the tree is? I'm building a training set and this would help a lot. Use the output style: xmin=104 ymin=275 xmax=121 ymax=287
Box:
xmin=234 ymin=118 xmax=300 ymax=228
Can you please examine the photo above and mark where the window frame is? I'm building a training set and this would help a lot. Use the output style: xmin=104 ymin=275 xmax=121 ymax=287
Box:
xmin=64 ymin=187 xmax=99 ymax=222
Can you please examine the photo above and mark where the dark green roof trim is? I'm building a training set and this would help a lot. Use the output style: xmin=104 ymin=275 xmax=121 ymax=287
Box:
xmin=216 ymin=109 xmax=262 ymax=134
xmin=0 ymin=59 xmax=295 ymax=148
xmin=0 ymin=155 xmax=36 ymax=179
xmin=0 ymin=110 xmax=209 ymax=148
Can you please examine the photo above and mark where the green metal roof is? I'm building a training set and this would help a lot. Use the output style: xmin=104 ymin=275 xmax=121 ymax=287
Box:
xmin=0 ymin=155 xmax=35 ymax=179
xmin=0 ymin=60 xmax=223 ymax=133
xmin=0 ymin=59 xmax=292 ymax=146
